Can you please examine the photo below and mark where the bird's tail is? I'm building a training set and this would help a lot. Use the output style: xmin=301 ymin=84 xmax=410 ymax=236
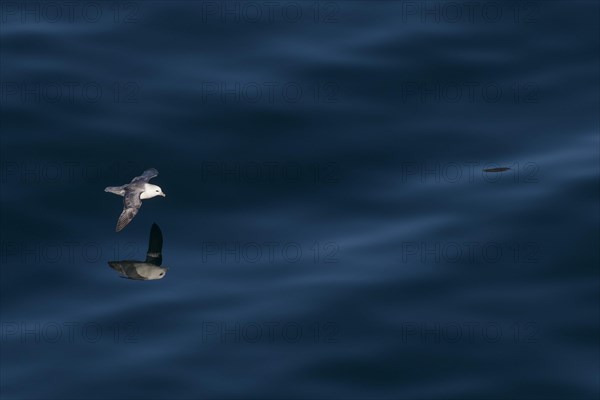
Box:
xmin=105 ymin=185 xmax=126 ymax=196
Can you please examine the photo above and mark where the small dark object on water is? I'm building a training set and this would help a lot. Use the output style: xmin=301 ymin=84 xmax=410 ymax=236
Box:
xmin=483 ymin=167 xmax=511 ymax=173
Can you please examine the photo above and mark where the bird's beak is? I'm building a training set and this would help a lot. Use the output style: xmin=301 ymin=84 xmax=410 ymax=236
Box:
xmin=161 ymin=193 xmax=166 ymax=197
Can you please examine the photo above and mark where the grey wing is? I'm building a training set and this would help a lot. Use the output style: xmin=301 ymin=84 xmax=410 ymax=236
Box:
xmin=115 ymin=190 xmax=143 ymax=232
xmin=145 ymin=223 xmax=163 ymax=265
xmin=130 ymin=168 xmax=159 ymax=184
xmin=107 ymin=262 xmax=146 ymax=280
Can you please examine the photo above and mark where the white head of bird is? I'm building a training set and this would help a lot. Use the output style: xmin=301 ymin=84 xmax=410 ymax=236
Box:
xmin=141 ymin=183 xmax=166 ymax=199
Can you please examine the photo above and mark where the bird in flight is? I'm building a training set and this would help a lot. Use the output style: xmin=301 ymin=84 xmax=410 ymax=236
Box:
xmin=108 ymin=223 xmax=168 ymax=280
xmin=105 ymin=168 xmax=166 ymax=232
xmin=108 ymin=224 xmax=168 ymax=281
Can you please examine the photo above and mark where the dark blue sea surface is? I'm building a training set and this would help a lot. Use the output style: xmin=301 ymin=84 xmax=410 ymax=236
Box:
xmin=1 ymin=1 xmax=599 ymax=399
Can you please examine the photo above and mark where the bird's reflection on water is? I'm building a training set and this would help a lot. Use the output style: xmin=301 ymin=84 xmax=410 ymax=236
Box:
xmin=108 ymin=223 xmax=168 ymax=280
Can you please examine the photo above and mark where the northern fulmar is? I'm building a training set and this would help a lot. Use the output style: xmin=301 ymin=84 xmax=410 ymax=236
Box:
xmin=108 ymin=223 xmax=168 ymax=280
xmin=105 ymin=168 xmax=166 ymax=232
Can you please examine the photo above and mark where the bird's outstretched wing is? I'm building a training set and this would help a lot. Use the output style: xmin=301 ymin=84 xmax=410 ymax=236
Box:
xmin=145 ymin=223 xmax=163 ymax=265
xmin=115 ymin=189 xmax=143 ymax=232
xmin=130 ymin=168 xmax=159 ymax=184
